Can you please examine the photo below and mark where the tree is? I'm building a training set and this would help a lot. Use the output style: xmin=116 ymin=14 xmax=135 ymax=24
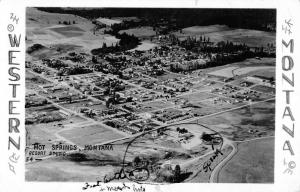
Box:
xmin=102 ymin=42 xmax=107 ymax=49
xmin=174 ymin=164 xmax=181 ymax=182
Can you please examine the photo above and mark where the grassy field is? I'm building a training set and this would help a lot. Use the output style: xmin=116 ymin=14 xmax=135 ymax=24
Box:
xmin=26 ymin=115 xmax=86 ymax=145
xmin=26 ymin=71 xmax=52 ymax=89
xmin=173 ymin=25 xmax=275 ymax=47
xmin=144 ymin=100 xmax=174 ymax=109
xmin=59 ymin=124 xmax=124 ymax=146
xmin=119 ymin=26 xmax=156 ymax=37
xmin=180 ymin=92 xmax=216 ymax=103
xmin=50 ymin=26 xmax=85 ymax=37
xmin=96 ymin=17 xmax=122 ymax=25
xmin=130 ymin=41 xmax=158 ymax=51
xmin=26 ymin=157 xmax=118 ymax=181
xmin=204 ymin=29 xmax=275 ymax=47
xmin=208 ymin=66 xmax=274 ymax=78
xmin=173 ymin=25 xmax=229 ymax=37
xmin=26 ymin=8 xmax=120 ymax=52
xmin=195 ymin=100 xmax=275 ymax=141
xmin=218 ymin=137 xmax=274 ymax=183
xmin=251 ymin=85 xmax=275 ymax=94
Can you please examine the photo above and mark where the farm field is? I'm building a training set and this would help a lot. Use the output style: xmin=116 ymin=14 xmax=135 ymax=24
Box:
xmin=218 ymin=137 xmax=274 ymax=183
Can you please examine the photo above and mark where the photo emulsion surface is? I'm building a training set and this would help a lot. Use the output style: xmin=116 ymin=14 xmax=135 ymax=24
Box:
xmin=25 ymin=8 xmax=276 ymax=183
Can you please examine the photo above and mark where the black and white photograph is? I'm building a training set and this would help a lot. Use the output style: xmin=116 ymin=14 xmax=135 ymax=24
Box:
xmin=24 ymin=7 xmax=276 ymax=183
xmin=1 ymin=0 xmax=300 ymax=191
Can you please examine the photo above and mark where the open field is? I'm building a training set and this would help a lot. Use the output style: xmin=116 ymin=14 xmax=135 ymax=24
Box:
xmin=144 ymin=100 xmax=174 ymax=109
xmin=26 ymin=156 xmax=119 ymax=181
xmin=26 ymin=115 xmax=86 ymax=146
xmin=218 ymin=137 xmax=274 ymax=183
xmin=181 ymin=25 xmax=230 ymax=35
xmin=186 ymin=146 xmax=232 ymax=183
xmin=172 ymin=25 xmax=230 ymax=38
xmin=208 ymin=66 xmax=274 ymax=78
xmin=120 ymin=26 xmax=156 ymax=37
xmin=130 ymin=41 xmax=158 ymax=51
xmin=205 ymin=29 xmax=275 ymax=47
xmin=50 ymin=26 xmax=85 ymax=37
xmin=26 ymin=8 xmax=119 ymax=52
xmin=59 ymin=124 xmax=124 ymax=146
xmin=26 ymin=71 xmax=52 ymax=89
xmin=194 ymin=100 xmax=275 ymax=141
xmin=59 ymin=99 xmax=107 ymax=112
xmin=251 ymin=85 xmax=275 ymax=94
xmin=174 ymin=25 xmax=275 ymax=47
xmin=180 ymin=92 xmax=216 ymax=103
xmin=96 ymin=17 xmax=122 ymax=25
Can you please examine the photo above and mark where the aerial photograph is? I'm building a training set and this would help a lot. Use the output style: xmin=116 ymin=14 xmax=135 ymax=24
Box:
xmin=25 ymin=8 xmax=276 ymax=183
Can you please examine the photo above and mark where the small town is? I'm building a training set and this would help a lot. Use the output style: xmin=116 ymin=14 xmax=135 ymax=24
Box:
xmin=25 ymin=8 xmax=276 ymax=183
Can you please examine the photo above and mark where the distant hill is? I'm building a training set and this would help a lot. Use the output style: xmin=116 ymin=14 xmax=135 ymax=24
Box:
xmin=36 ymin=8 xmax=276 ymax=32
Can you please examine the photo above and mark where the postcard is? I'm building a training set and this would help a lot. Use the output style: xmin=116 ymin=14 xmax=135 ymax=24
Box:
xmin=0 ymin=0 xmax=299 ymax=192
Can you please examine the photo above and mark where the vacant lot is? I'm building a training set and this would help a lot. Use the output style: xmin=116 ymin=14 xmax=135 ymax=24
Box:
xmin=218 ymin=137 xmax=274 ymax=183
xmin=59 ymin=124 xmax=124 ymax=146
xmin=145 ymin=100 xmax=174 ymax=109
xmin=26 ymin=71 xmax=52 ymax=89
xmin=251 ymin=85 xmax=275 ymax=94
xmin=180 ymin=92 xmax=216 ymax=103
xmin=26 ymin=115 xmax=86 ymax=146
